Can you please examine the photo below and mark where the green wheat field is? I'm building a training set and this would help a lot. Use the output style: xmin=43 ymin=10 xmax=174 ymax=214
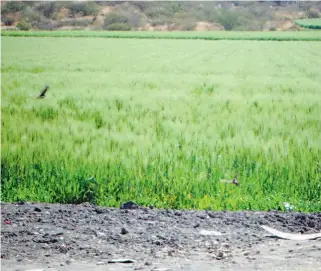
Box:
xmin=1 ymin=34 xmax=321 ymax=211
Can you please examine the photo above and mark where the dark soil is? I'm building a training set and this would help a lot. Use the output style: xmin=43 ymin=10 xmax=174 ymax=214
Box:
xmin=1 ymin=202 xmax=321 ymax=271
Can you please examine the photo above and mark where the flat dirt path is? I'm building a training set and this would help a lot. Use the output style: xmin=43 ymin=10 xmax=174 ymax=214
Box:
xmin=1 ymin=202 xmax=321 ymax=271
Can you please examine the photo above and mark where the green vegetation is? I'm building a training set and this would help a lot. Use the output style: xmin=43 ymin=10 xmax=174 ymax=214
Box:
xmin=2 ymin=30 xmax=321 ymax=41
xmin=295 ymin=19 xmax=321 ymax=29
xmin=1 ymin=1 xmax=321 ymax=31
xmin=1 ymin=37 xmax=321 ymax=211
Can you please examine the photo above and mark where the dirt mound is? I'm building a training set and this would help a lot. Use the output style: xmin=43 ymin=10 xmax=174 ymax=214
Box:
xmin=1 ymin=202 xmax=321 ymax=271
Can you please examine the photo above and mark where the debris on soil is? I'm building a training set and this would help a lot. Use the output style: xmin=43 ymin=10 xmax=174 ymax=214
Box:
xmin=261 ymin=225 xmax=321 ymax=240
xmin=108 ymin=258 xmax=136 ymax=263
xmin=120 ymin=201 xmax=139 ymax=209
xmin=4 ymin=218 xmax=11 ymax=225
xmin=199 ymin=229 xmax=224 ymax=236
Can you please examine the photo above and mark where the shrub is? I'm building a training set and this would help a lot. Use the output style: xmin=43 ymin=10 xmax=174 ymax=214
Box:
xmin=2 ymin=16 xmax=15 ymax=26
xmin=104 ymin=13 xmax=129 ymax=26
xmin=306 ymin=8 xmax=321 ymax=19
xmin=181 ymin=22 xmax=196 ymax=31
xmin=70 ymin=18 xmax=92 ymax=27
xmin=36 ymin=2 xmax=58 ymax=18
xmin=215 ymin=9 xmax=239 ymax=31
xmin=68 ymin=2 xmax=99 ymax=17
xmin=1 ymin=1 xmax=26 ymax=15
xmin=16 ymin=19 xmax=31 ymax=31
xmin=22 ymin=6 xmax=41 ymax=23
xmin=105 ymin=23 xmax=131 ymax=31
xmin=32 ymin=21 xmax=59 ymax=30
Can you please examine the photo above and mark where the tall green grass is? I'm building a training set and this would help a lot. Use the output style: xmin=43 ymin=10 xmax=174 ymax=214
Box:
xmin=2 ymin=30 xmax=321 ymax=41
xmin=1 ymin=37 xmax=321 ymax=211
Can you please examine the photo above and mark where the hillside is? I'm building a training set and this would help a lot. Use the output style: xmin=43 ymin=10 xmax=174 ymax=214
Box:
xmin=1 ymin=1 xmax=321 ymax=31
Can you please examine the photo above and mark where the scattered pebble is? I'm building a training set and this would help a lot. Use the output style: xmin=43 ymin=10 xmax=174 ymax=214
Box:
xmin=216 ymin=251 xmax=224 ymax=260
xmin=121 ymin=227 xmax=128 ymax=235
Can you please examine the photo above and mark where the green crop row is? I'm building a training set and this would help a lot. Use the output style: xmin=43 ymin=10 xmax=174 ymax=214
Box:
xmin=2 ymin=30 xmax=321 ymax=41
xmin=295 ymin=19 xmax=321 ymax=29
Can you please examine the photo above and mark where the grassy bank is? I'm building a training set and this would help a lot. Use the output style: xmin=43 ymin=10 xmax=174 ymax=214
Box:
xmin=1 ymin=37 xmax=321 ymax=211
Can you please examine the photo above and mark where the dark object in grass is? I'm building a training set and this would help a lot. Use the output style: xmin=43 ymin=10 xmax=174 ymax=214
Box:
xmin=220 ymin=174 xmax=239 ymax=186
xmin=37 ymin=85 xmax=49 ymax=99
xmin=232 ymin=174 xmax=239 ymax=186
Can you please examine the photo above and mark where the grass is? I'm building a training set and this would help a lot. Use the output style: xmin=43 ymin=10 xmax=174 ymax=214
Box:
xmin=2 ymin=30 xmax=321 ymax=41
xmin=1 ymin=36 xmax=321 ymax=212
xmin=295 ymin=19 xmax=321 ymax=29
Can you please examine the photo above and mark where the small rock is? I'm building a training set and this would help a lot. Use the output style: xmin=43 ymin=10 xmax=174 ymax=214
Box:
xmin=145 ymin=261 xmax=151 ymax=266
xmin=221 ymin=243 xmax=230 ymax=250
xmin=154 ymin=240 xmax=161 ymax=246
xmin=121 ymin=227 xmax=128 ymax=235
xmin=149 ymin=205 xmax=154 ymax=209
xmin=193 ymin=223 xmax=200 ymax=228
xmin=65 ymin=260 xmax=72 ymax=265
xmin=243 ymin=251 xmax=250 ymax=256
xmin=94 ymin=207 xmax=105 ymax=214
xmin=34 ymin=207 xmax=42 ymax=212
xmin=120 ymin=201 xmax=139 ymax=210
xmin=216 ymin=251 xmax=224 ymax=260
xmin=307 ymin=220 xmax=315 ymax=228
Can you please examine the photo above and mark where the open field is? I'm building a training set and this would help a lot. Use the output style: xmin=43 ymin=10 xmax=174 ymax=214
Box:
xmin=1 ymin=36 xmax=321 ymax=211
xmin=2 ymin=30 xmax=321 ymax=41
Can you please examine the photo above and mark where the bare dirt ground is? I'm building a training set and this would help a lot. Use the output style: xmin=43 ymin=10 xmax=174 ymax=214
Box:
xmin=1 ymin=202 xmax=321 ymax=271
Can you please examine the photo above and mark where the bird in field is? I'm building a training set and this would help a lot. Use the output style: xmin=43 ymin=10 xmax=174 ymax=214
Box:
xmin=220 ymin=174 xmax=239 ymax=186
xmin=37 ymin=85 xmax=49 ymax=99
